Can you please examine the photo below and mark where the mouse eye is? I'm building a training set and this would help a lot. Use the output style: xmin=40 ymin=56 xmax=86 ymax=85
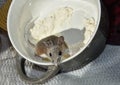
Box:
xmin=58 ymin=51 xmax=62 ymax=56
xmin=49 ymin=53 xmax=52 ymax=57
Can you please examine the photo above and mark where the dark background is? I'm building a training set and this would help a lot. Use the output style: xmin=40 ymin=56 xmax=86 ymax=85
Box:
xmin=102 ymin=0 xmax=120 ymax=45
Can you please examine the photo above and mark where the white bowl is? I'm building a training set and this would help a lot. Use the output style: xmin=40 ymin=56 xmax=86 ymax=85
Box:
xmin=7 ymin=0 xmax=101 ymax=65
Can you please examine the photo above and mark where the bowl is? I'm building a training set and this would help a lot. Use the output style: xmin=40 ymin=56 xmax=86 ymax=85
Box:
xmin=7 ymin=0 xmax=101 ymax=65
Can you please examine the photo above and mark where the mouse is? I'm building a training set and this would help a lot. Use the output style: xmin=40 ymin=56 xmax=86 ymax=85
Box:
xmin=29 ymin=35 xmax=69 ymax=65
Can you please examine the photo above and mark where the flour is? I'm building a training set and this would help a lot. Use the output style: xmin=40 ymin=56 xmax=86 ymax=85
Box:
xmin=83 ymin=17 xmax=96 ymax=44
xmin=30 ymin=7 xmax=73 ymax=41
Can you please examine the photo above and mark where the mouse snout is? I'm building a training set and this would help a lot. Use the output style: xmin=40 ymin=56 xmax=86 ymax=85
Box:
xmin=51 ymin=51 xmax=62 ymax=65
xmin=52 ymin=56 xmax=61 ymax=65
xmin=47 ymin=46 xmax=64 ymax=65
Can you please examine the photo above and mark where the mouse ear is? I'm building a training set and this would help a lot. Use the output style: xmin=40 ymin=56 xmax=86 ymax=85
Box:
xmin=57 ymin=36 xmax=64 ymax=45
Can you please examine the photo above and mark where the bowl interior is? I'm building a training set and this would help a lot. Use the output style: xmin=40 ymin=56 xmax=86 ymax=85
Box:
xmin=8 ymin=0 xmax=101 ymax=65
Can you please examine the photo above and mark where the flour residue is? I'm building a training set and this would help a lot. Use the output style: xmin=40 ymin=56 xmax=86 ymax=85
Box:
xmin=83 ymin=17 xmax=96 ymax=44
xmin=30 ymin=7 xmax=73 ymax=41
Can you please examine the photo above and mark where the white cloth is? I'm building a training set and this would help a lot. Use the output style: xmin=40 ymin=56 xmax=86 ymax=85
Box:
xmin=0 ymin=32 xmax=120 ymax=85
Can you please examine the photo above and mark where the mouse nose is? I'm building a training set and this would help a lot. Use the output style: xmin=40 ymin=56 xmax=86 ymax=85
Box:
xmin=52 ymin=57 xmax=61 ymax=66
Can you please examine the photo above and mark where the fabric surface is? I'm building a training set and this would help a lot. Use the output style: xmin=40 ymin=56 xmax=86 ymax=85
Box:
xmin=0 ymin=31 xmax=120 ymax=85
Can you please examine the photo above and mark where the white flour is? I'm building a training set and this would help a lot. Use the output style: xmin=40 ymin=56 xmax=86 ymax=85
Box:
xmin=30 ymin=7 xmax=73 ymax=41
xmin=83 ymin=17 xmax=96 ymax=44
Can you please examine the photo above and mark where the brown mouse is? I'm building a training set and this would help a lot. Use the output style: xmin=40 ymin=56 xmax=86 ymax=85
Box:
xmin=31 ymin=35 xmax=69 ymax=65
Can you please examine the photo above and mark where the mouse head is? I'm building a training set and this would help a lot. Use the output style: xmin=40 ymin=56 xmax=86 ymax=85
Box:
xmin=46 ymin=45 xmax=63 ymax=65
xmin=46 ymin=36 xmax=68 ymax=65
